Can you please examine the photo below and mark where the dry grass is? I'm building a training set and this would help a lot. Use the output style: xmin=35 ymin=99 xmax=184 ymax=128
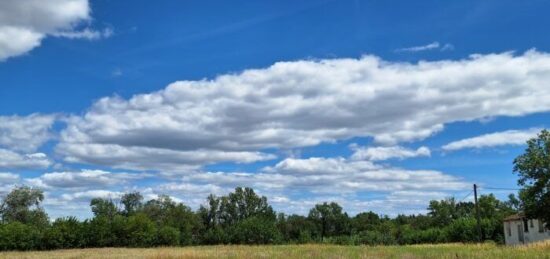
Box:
xmin=1 ymin=241 xmax=549 ymax=259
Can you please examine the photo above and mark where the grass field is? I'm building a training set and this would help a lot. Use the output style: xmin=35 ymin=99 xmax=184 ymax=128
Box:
xmin=1 ymin=241 xmax=549 ymax=259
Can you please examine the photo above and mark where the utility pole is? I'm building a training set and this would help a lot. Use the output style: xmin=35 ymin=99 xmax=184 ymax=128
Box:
xmin=473 ymin=184 xmax=483 ymax=242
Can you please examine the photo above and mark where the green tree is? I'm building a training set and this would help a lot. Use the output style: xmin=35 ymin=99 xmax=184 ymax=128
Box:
xmin=90 ymin=198 xmax=118 ymax=219
xmin=0 ymin=222 xmax=42 ymax=250
xmin=308 ymin=202 xmax=350 ymax=240
xmin=352 ymin=211 xmax=380 ymax=232
xmin=121 ymin=192 xmax=143 ymax=216
xmin=427 ymin=198 xmax=457 ymax=227
xmin=513 ymin=129 xmax=550 ymax=226
xmin=142 ymin=195 xmax=201 ymax=245
xmin=125 ymin=213 xmax=157 ymax=247
xmin=0 ymin=186 xmax=48 ymax=227
xmin=232 ymin=216 xmax=281 ymax=244
xmin=43 ymin=217 xmax=85 ymax=249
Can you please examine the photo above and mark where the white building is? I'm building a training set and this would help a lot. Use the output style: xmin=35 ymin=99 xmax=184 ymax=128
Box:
xmin=503 ymin=213 xmax=550 ymax=245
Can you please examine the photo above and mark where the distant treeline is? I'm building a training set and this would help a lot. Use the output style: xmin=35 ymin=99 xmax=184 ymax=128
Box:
xmin=0 ymin=186 xmax=519 ymax=250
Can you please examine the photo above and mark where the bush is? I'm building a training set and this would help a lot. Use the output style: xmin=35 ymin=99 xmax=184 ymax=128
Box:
xmin=232 ymin=217 xmax=281 ymax=244
xmin=356 ymin=230 xmax=396 ymax=246
xmin=157 ymin=226 xmax=180 ymax=246
xmin=125 ymin=213 xmax=157 ymax=247
xmin=201 ymin=226 xmax=229 ymax=245
xmin=0 ymin=222 xmax=42 ymax=250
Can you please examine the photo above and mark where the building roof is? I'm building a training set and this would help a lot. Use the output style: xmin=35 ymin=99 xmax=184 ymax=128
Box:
xmin=503 ymin=213 xmax=526 ymax=222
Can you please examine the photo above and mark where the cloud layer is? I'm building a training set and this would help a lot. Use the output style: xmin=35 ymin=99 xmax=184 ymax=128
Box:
xmin=57 ymin=50 xmax=550 ymax=172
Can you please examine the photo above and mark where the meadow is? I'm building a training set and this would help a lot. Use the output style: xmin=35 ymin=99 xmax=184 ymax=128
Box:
xmin=0 ymin=242 xmax=549 ymax=259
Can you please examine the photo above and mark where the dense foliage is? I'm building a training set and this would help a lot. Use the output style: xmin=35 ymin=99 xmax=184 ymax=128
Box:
xmin=514 ymin=129 xmax=550 ymax=226
xmin=0 ymin=186 xmax=519 ymax=251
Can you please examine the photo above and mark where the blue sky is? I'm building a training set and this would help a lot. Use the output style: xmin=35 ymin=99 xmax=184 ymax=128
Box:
xmin=1 ymin=0 xmax=549 ymax=219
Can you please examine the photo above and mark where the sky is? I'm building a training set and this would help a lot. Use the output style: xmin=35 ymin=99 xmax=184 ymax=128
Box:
xmin=1 ymin=0 xmax=550 ymax=219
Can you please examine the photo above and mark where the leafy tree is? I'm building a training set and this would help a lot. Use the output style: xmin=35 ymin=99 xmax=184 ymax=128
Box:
xmin=0 ymin=186 xmax=48 ymax=227
xmin=85 ymin=216 xmax=114 ymax=247
xmin=121 ymin=192 xmax=143 ymax=216
xmin=0 ymin=222 xmax=42 ymax=250
xmin=504 ymin=193 xmax=521 ymax=212
xmin=513 ymin=129 xmax=550 ymax=227
xmin=232 ymin=216 xmax=281 ymax=244
xmin=90 ymin=198 xmax=118 ymax=219
xmin=157 ymin=226 xmax=180 ymax=246
xmin=352 ymin=211 xmax=380 ymax=232
xmin=222 ymin=187 xmax=275 ymax=224
xmin=427 ymin=198 xmax=457 ymax=227
xmin=43 ymin=217 xmax=85 ymax=249
xmin=125 ymin=213 xmax=157 ymax=247
xmin=308 ymin=202 xmax=350 ymax=240
xmin=142 ymin=195 xmax=201 ymax=245
xmin=198 ymin=188 xmax=278 ymax=244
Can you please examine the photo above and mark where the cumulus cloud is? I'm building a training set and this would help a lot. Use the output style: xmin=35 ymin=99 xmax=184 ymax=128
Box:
xmin=0 ymin=172 xmax=19 ymax=183
xmin=0 ymin=149 xmax=52 ymax=169
xmin=442 ymin=128 xmax=541 ymax=151
xmin=56 ymin=50 xmax=550 ymax=171
xmin=56 ymin=143 xmax=276 ymax=172
xmin=0 ymin=114 xmax=56 ymax=152
xmin=0 ymin=172 xmax=19 ymax=196
xmin=0 ymin=0 xmax=106 ymax=61
xmin=350 ymin=145 xmax=431 ymax=161
xmin=26 ymin=169 xmax=151 ymax=189
xmin=59 ymin=189 xmax=124 ymax=202
xmin=182 ymin=157 xmax=469 ymax=193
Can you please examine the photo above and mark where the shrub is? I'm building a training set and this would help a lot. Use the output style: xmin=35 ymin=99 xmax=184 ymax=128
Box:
xmin=0 ymin=222 xmax=42 ymax=250
xmin=157 ymin=226 xmax=180 ymax=246
xmin=125 ymin=213 xmax=157 ymax=247
xmin=232 ymin=216 xmax=281 ymax=244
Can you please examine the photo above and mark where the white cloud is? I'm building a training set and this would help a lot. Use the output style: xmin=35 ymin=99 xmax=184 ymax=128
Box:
xmin=183 ymin=157 xmax=469 ymax=193
xmin=395 ymin=42 xmax=454 ymax=53
xmin=395 ymin=42 xmax=439 ymax=52
xmin=52 ymin=27 xmax=113 ymax=40
xmin=26 ymin=169 xmax=151 ymax=189
xmin=0 ymin=172 xmax=19 ymax=196
xmin=0 ymin=0 xmax=106 ymax=61
xmin=56 ymin=143 xmax=276 ymax=172
xmin=0 ymin=149 xmax=52 ymax=169
xmin=442 ymin=128 xmax=541 ymax=151
xmin=59 ymin=190 xmax=124 ymax=202
xmin=0 ymin=172 xmax=19 ymax=183
xmin=56 ymin=50 xmax=550 ymax=171
xmin=350 ymin=145 xmax=431 ymax=161
xmin=0 ymin=114 xmax=56 ymax=152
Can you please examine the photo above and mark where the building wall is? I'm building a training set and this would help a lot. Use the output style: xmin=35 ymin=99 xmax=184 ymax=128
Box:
xmin=504 ymin=219 xmax=550 ymax=245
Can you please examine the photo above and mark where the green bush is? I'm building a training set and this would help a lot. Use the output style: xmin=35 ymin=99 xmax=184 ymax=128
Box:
xmin=0 ymin=222 xmax=42 ymax=250
xmin=125 ymin=213 xmax=157 ymax=247
xmin=157 ymin=226 xmax=180 ymax=246
xmin=232 ymin=216 xmax=281 ymax=244
xmin=356 ymin=230 xmax=396 ymax=246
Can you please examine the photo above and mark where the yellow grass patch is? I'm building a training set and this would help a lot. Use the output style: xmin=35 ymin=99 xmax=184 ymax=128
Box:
xmin=1 ymin=242 xmax=549 ymax=259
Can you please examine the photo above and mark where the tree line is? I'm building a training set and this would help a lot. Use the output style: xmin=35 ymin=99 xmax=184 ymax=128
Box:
xmin=0 ymin=130 xmax=548 ymax=251
xmin=0 ymin=185 xmax=520 ymax=251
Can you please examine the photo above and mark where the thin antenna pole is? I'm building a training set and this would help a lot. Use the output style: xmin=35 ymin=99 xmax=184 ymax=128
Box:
xmin=474 ymin=184 xmax=483 ymax=242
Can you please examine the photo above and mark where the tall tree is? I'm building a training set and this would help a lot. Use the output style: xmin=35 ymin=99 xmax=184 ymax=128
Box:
xmin=121 ymin=192 xmax=143 ymax=216
xmin=0 ymin=186 xmax=48 ymax=226
xmin=90 ymin=198 xmax=118 ymax=219
xmin=513 ymin=129 xmax=550 ymax=227
xmin=308 ymin=202 xmax=350 ymax=240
